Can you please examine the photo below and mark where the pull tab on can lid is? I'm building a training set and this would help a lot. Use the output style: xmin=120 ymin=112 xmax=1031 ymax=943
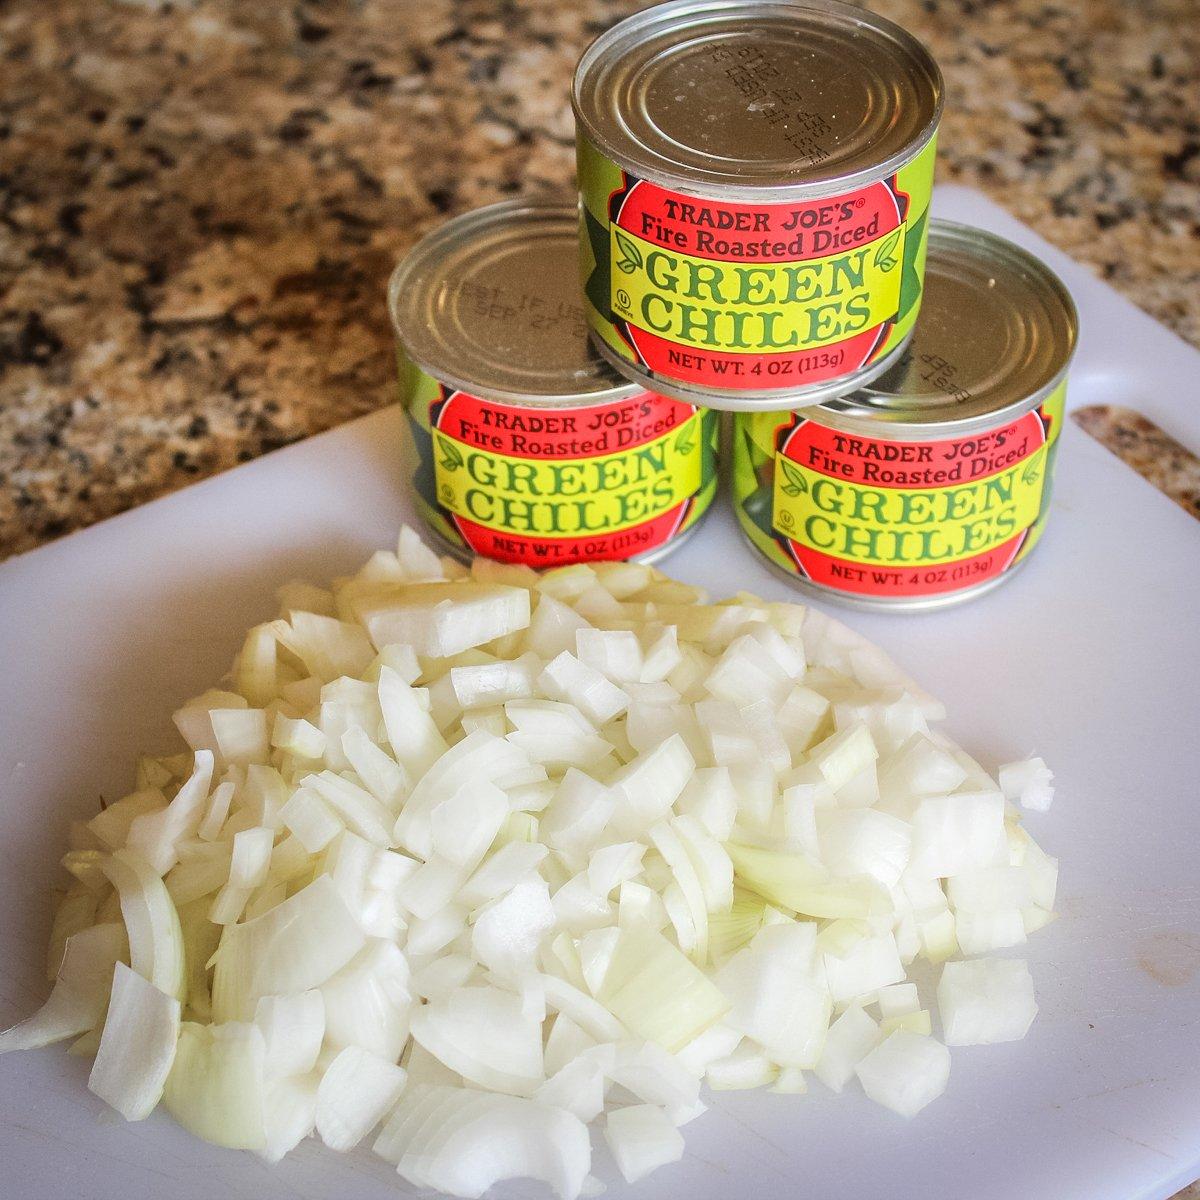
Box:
xmin=573 ymin=0 xmax=943 ymax=198
xmin=820 ymin=220 xmax=1079 ymax=435
xmin=387 ymin=200 xmax=637 ymax=407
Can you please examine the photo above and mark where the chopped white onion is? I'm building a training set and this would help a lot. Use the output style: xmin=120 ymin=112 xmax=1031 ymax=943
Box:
xmin=11 ymin=525 xmax=1060 ymax=1196
xmin=0 ymin=923 xmax=128 ymax=1052
xmin=938 ymin=958 xmax=1038 ymax=1045
xmin=88 ymin=962 xmax=180 ymax=1120
xmin=604 ymin=1104 xmax=685 ymax=1183
xmin=163 ymin=1021 xmax=267 ymax=1150
xmin=855 ymin=1030 xmax=951 ymax=1117
xmin=315 ymin=1045 xmax=407 ymax=1151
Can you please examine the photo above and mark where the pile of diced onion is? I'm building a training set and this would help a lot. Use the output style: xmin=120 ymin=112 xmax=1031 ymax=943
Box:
xmin=0 ymin=527 xmax=1058 ymax=1198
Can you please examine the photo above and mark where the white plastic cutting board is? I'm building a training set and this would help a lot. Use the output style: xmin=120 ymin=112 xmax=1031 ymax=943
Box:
xmin=2 ymin=186 xmax=1199 ymax=1200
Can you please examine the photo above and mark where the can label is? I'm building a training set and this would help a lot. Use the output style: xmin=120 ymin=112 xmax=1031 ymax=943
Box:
xmin=579 ymin=135 xmax=936 ymax=395
xmin=733 ymin=382 xmax=1066 ymax=600
xmin=401 ymin=359 xmax=718 ymax=565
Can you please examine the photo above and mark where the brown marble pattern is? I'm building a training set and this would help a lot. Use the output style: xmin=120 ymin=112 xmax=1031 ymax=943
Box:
xmin=0 ymin=0 xmax=1198 ymax=560
xmin=0 ymin=5 xmax=1199 ymax=1190
xmin=1075 ymin=404 xmax=1200 ymax=520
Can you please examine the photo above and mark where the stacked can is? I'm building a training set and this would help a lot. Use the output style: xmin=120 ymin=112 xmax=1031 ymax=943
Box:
xmin=388 ymin=203 xmax=718 ymax=567
xmin=390 ymin=0 xmax=1078 ymax=608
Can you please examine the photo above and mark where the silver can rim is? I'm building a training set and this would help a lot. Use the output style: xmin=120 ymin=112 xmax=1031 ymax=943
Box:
xmin=388 ymin=199 xmax=647 ymax=410
xmin=572 ymin=0 xmax=944 ymax=203
xmin=815 ymin=219 xmax=1079 ymax=439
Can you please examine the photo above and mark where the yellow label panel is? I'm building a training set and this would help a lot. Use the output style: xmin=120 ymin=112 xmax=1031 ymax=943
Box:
xmin=609 ymin=226 xmax=905 ymax=354
xmin=772 ymin=443 xmax=1050 ymax=567
xmin=433 ymin=413 xmax=703 ymax=538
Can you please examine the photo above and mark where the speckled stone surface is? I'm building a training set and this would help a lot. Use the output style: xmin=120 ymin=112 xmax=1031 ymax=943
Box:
xmin=0 ymin=0 xmax=1198 ymax=565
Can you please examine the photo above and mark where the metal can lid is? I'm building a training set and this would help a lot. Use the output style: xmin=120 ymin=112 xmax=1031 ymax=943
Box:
xmin=820 ymin=220 xmax=1078 ymax=433
xmin=573 ymin=0 xmax=943 ymax=199
xmin=387 ymin=200 xmax=638 ymax=407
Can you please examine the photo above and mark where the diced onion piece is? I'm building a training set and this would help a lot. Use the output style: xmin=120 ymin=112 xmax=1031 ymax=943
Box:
xmin=458 ymin=842 xmax=549 ymax=908
xmin=315 ymin=1046 xmax=407 ymax=1151
xmin=379 ymin=667 xmax=448 ymax=780
xmin=876 ymin=982 xmax=920 ymax=1019
xmin=173 ymin=690 xmax=246 ymax=758
xmin=88 ymin=788 xmax=167 ymax=852
xmin=908 ymin=793 xmax=1008 ymax=879
xmin=576 ymin=628 xmax=642 ymax=683
xmin=271 ymin=714 xmax=326 ymax=760
xmin=855 ymin=1030 xmax=950 ymax=1117
xmin=410 ymin=985 xmax=544 ymax=1095
xmin=806 ymin=725 xmax=879 ymax=792
xmin=675 ymin=1022 xmax=742 ymax=1075
xmin=342 ymin=727 xmax=409 ymax=812
xmin=535 ymin=1044 xmax=613 ymax=1122
xmin=386 ymin=1084 xmax=591 ymax=1200
xmin=717 ymin=923 xmax=831 ymax=1068
xmin=604 ymin=1104 xmax=685 ymax=1183
xmin=212 ymin=875 xmax=365 ymax=1022
xmin=355 ymin=582 xmax=531 ymax=658
xmin=229 ymin=827 xmax=274 ymax=890
xmin=954 ymin=909 xmax=1027 ymax=954
xmin=395 ymin=730 xmax=528 ymax=859
xmin=816 ymin=808 xmax=911 ymax=888
xmin=999 ymin=756 xmax=1055 ymax=812
xmin=88 ymin=962 xmax=180 ymax=1120
xmin=125 ymin=751 xmax=214 ymax=874
xmin=471 ymin=877 xmax=555 ymax=983
xmin=727 ymin=842 xmax=888 ymax=920
xmin=398 ymin=524 xmax=448 ymax=579
xmin=0 ymin=923 xmax=128 ymax=1052
xmin=880 ymin=1009 xmax=933 ymax=1037
xmin=878 ymin=733 xmax=966 ymax=804
xmin=211 ymin=708 xmax=270 ymax=765
xmin=648 ymin=821 xmax=709 ymax=962
xmin=102 ymin=849 xmax=186 ymax=1000
xmin=254 ymin=990 xmax=325 ymax=1078
xmin=541 ymin=770 xmax=615 ymax=858
xmin=706 ymin=1042 xmax=778 ymax=1091
xmin=412 ymin=955 xmax=478 ymax=1002
xmin=303 ymin=771 xmax=395 ymax=847
xmin=276 ymin=611 xmax=375 ymax=682
xmin=260 ymin=1075 xmax=319 ymax=1163
xmin=243 ymin=764 xmax=289 ymax=830
xmin=597 ymin=928 xmax=729 ymax=1053
xmin=236 ymin=623 xmax=278 ymax=707
xmin=209 ymin=883 xmax=251 ymax=926
xmin=770 ymin=1066 xmax=808 ymax=1094
xmin=197 ymin=780 xmax=235 ymax=841
xmin=823 ymin=932 xmax=905 ymax=1005
xmin=544 ymin=1015 xmax=598 ymax=1078
xmin=608 ymin=736 xmax=694 ymax=840
xmin=937 ymin=958 xmax=1038 ymax=1046
xmin=280 ymin=787 xmax=343 ymax=853
xmin=538 ymin=652 xmax=630 ymax=725
xmin=164 ymin=1021 xmax=267 ymax=1149
xmin=814 ymin=1004 xmax=881 ymax=1092
xmin=430 ymin=780 xmax=509 ymax=867
xmin=676 ymin=767 xmax=737 ymax=842
xmin=452 ymin=654 xmax=540 ymax=709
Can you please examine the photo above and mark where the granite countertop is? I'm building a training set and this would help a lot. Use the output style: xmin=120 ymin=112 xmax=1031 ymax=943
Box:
xmin=1 ymin=0 xmax=1198 ymax=560
xmin=0 ymin=5 xmax=1198 ymax=1191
